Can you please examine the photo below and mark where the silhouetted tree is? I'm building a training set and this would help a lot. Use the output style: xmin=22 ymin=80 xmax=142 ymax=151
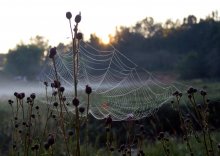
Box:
xmin=4 ymin=36 xmax=47 ymax=80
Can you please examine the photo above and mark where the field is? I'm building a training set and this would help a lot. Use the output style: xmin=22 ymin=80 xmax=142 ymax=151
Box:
xmin=0 ymin=80 xmax=220 ymax=156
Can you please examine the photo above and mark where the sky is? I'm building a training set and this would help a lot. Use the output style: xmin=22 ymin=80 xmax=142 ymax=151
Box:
xmin=0 ymin=0 xmax=220 ymax=54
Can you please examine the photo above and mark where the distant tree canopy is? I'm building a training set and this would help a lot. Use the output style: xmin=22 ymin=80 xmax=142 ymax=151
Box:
xmin=4 ymin=36 xmax=48 ymax=80
xmin=89 ymin=11 xmax=220 ymax=79
xmin=3 ymin=12 xmax=220 ymax=80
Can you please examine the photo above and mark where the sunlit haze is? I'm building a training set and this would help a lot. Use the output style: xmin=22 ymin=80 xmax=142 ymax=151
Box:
xmin=0 ymin=0 xmax=219 ymax=53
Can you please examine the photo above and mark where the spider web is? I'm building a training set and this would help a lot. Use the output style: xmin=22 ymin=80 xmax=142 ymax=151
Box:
xmin=39 ymin=41 xmax=180 ymax=121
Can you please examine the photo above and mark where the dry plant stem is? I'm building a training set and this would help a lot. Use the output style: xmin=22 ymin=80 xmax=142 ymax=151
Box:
xmin=86 ymin=94 xmax=90 ymax=155
xmin=203 ymin=96 xmax=214 ymax=155
xmin=26 ymin=101 xmax=34 ymax=156
xmin=42 ymin=86 xmax=50 ymax=137
xmin=52 ymin=58 xmax=71 ymax=156
xmin=190 ymin=94 xmax=210 ymax=156
xmin=69 ymin=18 xmax=80 ymax=156
xmin=175 ymin=96 xmax=193 ymax=154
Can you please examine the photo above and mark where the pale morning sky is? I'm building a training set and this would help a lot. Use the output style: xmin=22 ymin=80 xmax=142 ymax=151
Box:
xmin=0 ymin=0 xmax=219 ymax=54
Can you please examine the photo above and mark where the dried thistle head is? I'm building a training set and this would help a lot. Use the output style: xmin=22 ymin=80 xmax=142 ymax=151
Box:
xmin=66 ymin=12 xmax=72 ymax=19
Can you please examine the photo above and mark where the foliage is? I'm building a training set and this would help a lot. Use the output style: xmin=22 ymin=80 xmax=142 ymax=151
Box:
xmin=89 ymin=12 xmax=220 ymax=79
xmin=4 ymin=36 xmax=47 ymax=80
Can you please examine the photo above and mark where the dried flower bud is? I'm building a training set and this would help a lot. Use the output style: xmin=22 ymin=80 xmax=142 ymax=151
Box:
xmin=200 ymin=90 xmax=207 ymax=96
xmin=30 ymin=93 xmax=36 ymax=99
xmin=53 ymin=102 xmax=58 ymax=107
xmin=54 ymin=80 xmax=60 ymax=88
xmin=8 ymin=99 xmax=13 ymax=105
xmin=14 ymin=92 xmax=18 ymax=97
xmin=76 ymin=32 xmax=83 ymax=40
xmin=66 ymin=12 xmax=72 ymax=19
xmin=75 ymin=13 xmax=81 ymax=23
xmin=59 ymin=86 xmax=65 ymax=93
xmin=172 ymin=91 xmax=179 ymax=96
xmin=72 ymin=97 xmax=79 ymax=107
xmin=68 ymin=130 xmax=74 ymax=136
xmin=47 ymin=135 xmax=55 ymax=146
xmin=44 ymin=81 xmax=48 ymax=86
xmin=49 ymin=47 xmax=57 ymax=58
xmin=85 ymin=85 xmax=92 ymax=95
xmin=187 ymin=87 xmax=194 ymax=94
xmin=51 ymin=83 xmax=55 ymax=88
xmin=79 ymin=106 xmax=85 ymax=113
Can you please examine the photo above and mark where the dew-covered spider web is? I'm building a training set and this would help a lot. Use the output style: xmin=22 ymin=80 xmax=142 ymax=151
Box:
xmin=39 ymin=41 xmax=181 ymax=121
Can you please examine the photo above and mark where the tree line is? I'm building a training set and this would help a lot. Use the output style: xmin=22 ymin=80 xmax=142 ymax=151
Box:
xmin=3 ymin=11 xmax=220 ymax=80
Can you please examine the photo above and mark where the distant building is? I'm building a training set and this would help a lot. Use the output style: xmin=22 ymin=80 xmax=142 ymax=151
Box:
xmin=0 ymin=54 xmax=6 ymax=71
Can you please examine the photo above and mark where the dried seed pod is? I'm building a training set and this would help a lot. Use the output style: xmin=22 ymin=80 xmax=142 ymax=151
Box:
xmin=30 ymin=93 xmax=36 ymax=99
xmin=72 ymin=97 xmax=79 ymax=107
xmin=85 ymin=85 xmax=92 ymax=95
xmin=66 ymin=12 xmax=72 ymax=19
xmin=76 ymin=32 xmax=83 ymax=40
xmin=49 ymin=47 xmax=57 ymax=58
xmin=79 ymin=106 xmax=85 ymax=113
xmin=75 ymin=13 xmax=81 ymax=23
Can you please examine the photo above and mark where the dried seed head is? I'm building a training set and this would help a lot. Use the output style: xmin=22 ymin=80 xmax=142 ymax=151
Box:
xmin=68 ymin=130 xmax=74 ymax=136
xmin=51 ymin=83 xmax=55 ymax=88
xmin=44 ymin=81 xmax=48 ymax=86
xmin=52 ymin=91 xmax=57 ymax=96
xmin=85 ymin=85 xmax=92 ymax=95
xmin=54 ymin=80 xmax=61 ymax=88
xmin=79 ymin=106 xmax=85 ymax=113
xmin=47 ymin=135 xmax=55 ymax=146
xmin=26 ymin=97 xmax=32 ymax=103
xmin=200 ymin=90 xmax=207 ymax=96
xmin=62 ymin=96 xmax=66 ymax=102
xmin=76 ymin=32 xmax=83 ymax=40
xmin=35 ymin=106 xmax=39 ymax=110
xmin=75 ymin=13 xmax=81 ymax=23
xmin=30 ymin=93 xmax=36 ymax=99
xmin=53 ymin=102 xmax=58 ymax=107
xmin=49 ymin=47 xmax=57 ymax=58
xmin=8 ymin=99 xmax=13 ymax=105
xmin=187 ymin=87 xmax=194 ymax=94
xmin=52 ymin=114 xmax=56 ymax=119
xmin=14 ymin=92 xmax=18 ymax=97
xmin=31 ymin=114 xmax=35 ymax=118
xmin=59 ymin=86 xmax=65 ymax=93
xmin=72 ymin=97 xmax=79 ymax=107
xmin=66 ymin=12 xmax=72 ymax=19
xmin=172 ymin=91 xmax=179 ymax=96
xmin=15 ymin=124 xmax=19 ymax=128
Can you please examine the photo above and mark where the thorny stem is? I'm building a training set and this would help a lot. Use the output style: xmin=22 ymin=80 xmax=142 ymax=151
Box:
xmin=175 ymin=96 xmax=193 ymax=155
xmin=86 ymin=94 xmax=90 ymax=155
xmin=190 ymin=94 xmax=210 ymax=156
xmin=52 ymin=57 xmax=71 ymax=156
xmin=69 ymin=17 xmax=80 ymax=156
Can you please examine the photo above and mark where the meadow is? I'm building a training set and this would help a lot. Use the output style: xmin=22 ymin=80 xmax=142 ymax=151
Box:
xmin=0 ymin=79 xmax=220 ymax=156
